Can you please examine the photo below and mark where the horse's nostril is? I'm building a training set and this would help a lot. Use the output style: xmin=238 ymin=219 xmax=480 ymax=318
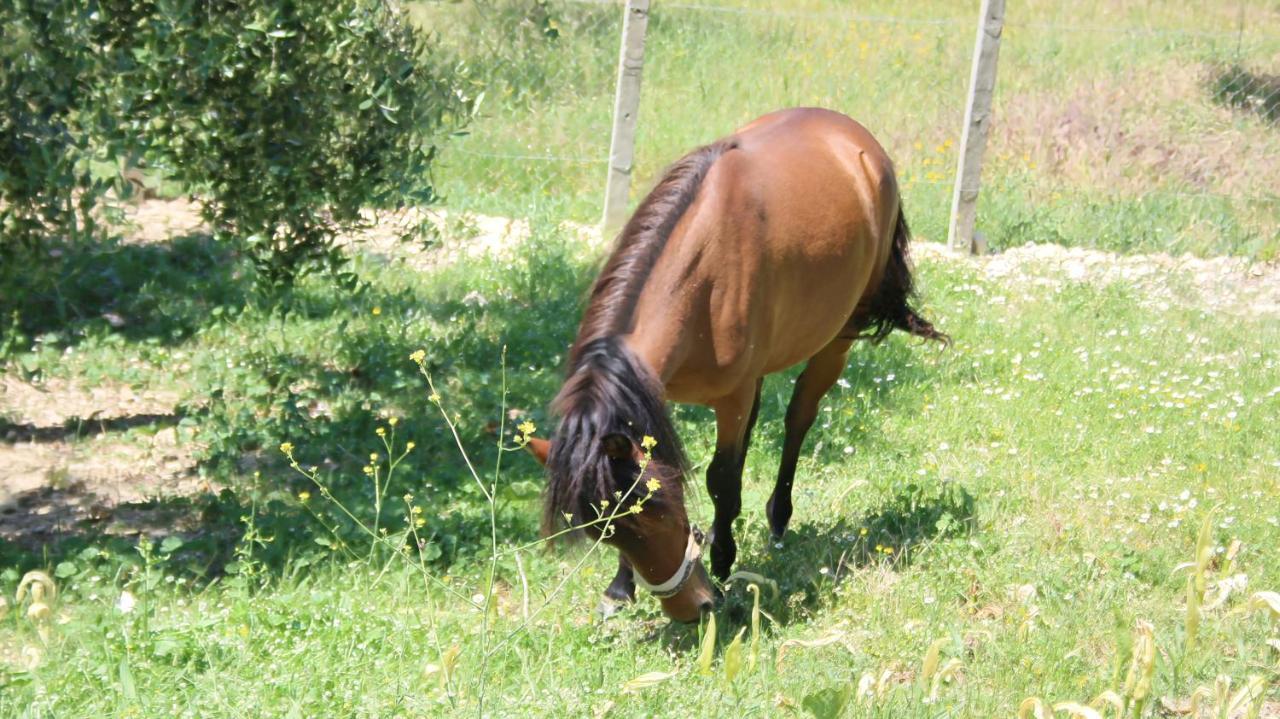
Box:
xmin=698 ymin=599 xmax=715 ymax=615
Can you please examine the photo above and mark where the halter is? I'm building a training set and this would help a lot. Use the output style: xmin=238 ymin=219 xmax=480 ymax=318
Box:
xmin=633 ymin=527 xmax=706 ymax=599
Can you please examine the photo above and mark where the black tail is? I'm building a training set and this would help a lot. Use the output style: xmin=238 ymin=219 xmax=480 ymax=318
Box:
xmin=862 ymin=208 xmax=950 ymax=345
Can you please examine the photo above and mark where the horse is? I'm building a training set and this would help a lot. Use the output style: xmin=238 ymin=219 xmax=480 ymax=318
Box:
xmin=526 ymin=107 xmax=947 ymax=622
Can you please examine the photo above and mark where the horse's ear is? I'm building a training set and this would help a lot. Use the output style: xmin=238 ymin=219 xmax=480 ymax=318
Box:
xmin=600 ymin=433 xmax=633 ymax=460
xmin=525 ymin=437 xmax=551 ymax=466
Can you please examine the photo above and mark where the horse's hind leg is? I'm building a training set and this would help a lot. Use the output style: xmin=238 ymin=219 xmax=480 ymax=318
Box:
xmin=706 ymin=378 xmax=763 ymax=580
xmin=766 ymin=337 xmax=853 ymax=538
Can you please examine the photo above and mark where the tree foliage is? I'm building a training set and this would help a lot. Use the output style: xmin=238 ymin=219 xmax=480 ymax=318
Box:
xmin=0 ymin=1 xmax=106 ymax=250
xmin=1 ymin=0 xmax=473 ymax=286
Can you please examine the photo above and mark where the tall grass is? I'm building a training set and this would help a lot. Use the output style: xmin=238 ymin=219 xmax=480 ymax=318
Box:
xmin=417 ymin=0 xmax=1280 ymax=258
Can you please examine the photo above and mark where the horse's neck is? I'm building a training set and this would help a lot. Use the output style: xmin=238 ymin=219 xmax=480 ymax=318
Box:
xmin=620 ymin=225 xmax=717 ymax=392
xmin=622 ymin=289 xmax=703 ymax=391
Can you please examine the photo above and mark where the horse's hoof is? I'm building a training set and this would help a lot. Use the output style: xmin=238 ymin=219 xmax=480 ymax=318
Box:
xmin=765 ymin=496 xmax=790 ymax=539
xmin=596 ymin=597 xmax=629 ymax=620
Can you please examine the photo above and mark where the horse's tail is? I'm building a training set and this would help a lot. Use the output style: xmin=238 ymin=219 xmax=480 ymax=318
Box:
xmin=861 ymin=207 xmax=950 ymax=345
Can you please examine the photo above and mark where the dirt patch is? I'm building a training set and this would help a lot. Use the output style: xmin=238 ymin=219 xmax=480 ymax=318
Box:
xmin=1 ymin=375 xmax=178 ymax=429
xmin=0 ymin=376 xmax=205 ymax=546
xmin=914 ymin=241 xmax=1280 ymax=318
xmin=111 ymin=198 xmax=604 ymax=271
xmin=115 ymin=197 xmax=206 ymax=244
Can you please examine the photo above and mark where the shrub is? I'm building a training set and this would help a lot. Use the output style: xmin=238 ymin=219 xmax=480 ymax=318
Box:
xmin=0 ymin=1 xmax=107 ymax=251
xmin=1 ymin=0 xmax=474 ymax=288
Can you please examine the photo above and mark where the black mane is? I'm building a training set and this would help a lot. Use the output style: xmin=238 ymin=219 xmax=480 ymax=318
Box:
xmin=543 ymin=337 xmax=689 ymax=535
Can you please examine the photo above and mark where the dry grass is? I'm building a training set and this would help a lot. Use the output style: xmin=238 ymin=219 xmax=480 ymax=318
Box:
xmin=992 ymin=63 xmax=1280 ymax=199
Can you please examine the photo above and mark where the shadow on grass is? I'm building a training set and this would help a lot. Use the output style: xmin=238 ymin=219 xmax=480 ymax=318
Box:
xmin=746 ymin=480 xmax=976 ymax=620
xmin=1211 ymin=64 xmax=1280 ymax=125
xmin=0 ymin=413 xmax=179 ymax=443
xmin=0 ymin=214 xmax=956 ymax=608
xmin=0 ymin=232 xmax=250 ymax=352
xmin=0 ymin=218 xmax=593 ymax=580
xmin=0 ymin=482 xmax=235 ymax=577
xmin=638 ymin=481 xmax=976 ymax=651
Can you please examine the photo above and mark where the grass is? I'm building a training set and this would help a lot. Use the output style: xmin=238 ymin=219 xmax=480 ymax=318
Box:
xmin=417 ymin=0 xmax=1280 ymax=258
xmin=3 ymin=217 xmax=1280 ymax=716
xmin=3 ymin=1 xmax=1280 ymax=716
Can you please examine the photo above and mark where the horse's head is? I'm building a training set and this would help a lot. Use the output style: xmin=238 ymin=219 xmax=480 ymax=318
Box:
xmin=530 ymin=435 xmax=716 ymax=622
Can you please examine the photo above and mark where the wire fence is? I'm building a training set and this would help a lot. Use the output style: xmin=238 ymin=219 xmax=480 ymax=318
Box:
xmin=428 ymin=0 xmax=1280 ymax=257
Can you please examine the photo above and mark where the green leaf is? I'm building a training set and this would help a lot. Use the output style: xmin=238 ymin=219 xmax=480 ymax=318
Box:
xmin=54 ymin=561 xmax=77 ymax=578
xmin=119 ymin=656 xmax=138 ymax=703
xmin=501 ymin=480 xmax=541 ymax=500
xmin=801 ymin=685 xmax=853 ymax=719
xmin=723 ymin=628 xmax=746 ymax=684
xmin=159 ymin=536 xmax=184 ymax=554
xmin=697 ymin=612 xmax=717 ymax=676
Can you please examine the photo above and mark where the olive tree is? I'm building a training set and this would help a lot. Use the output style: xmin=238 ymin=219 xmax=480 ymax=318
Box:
xmin=2 ymin=0 xmax=473 ymax=287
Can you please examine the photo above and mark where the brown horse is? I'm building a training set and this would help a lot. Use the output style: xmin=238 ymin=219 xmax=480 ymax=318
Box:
xmin=528 ymin=108 xmax=947 ymax=622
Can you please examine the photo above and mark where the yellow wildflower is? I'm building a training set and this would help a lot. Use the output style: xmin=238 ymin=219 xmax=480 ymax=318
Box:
xmin=409 ymin=349 xmax=426 ymax=364
xmin=646 ymin=478 xmax=660 ymax=493
xmin=388 ymin=417 xmax=398 ymax=427
xmin=376 ymin=426 xmax=386 ymax=437
xmin=298 ymin=491 xmax=311 ymax=502
xmin=640 ymin=435 xmax=657 ymax=451
xmin=517 ymin=420 xmax=536 ymax=437
xmin=279 ymin=441 xmax=294 ymax=455
xmin=371 ymin=306 xmax=382 ymax=316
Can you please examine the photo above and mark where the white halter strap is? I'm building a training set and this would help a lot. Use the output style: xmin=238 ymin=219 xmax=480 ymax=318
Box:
xmin=633 ymin=530 xmax=704 ymax=599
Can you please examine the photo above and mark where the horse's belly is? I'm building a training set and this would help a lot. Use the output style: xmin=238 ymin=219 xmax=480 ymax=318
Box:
xmin=760 ymin=242 xmax=875 ymax=372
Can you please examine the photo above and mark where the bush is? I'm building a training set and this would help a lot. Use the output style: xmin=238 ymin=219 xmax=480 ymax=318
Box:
xmin=0 ymin=1 xmax=107 ymax=251
xmin=1 ymin=0 xmax=474 ymax=288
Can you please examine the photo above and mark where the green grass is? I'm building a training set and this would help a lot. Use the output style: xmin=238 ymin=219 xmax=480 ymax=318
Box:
xmin=418 ymin=0 xmax=1280 ymax=258
xmin=3 ymin=219 xmax=1280 ymax=716
xmin=3 ymin=1 xmax=1280 ymax=716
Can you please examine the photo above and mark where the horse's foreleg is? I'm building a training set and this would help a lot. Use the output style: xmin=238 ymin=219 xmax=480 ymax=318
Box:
xmin=597 ymin=554 xmax=636 ymax=617
xmin=706 ymin=379 xmax=763 ymax=580
xmin=767 ymin=338 xmax=853 ymax=538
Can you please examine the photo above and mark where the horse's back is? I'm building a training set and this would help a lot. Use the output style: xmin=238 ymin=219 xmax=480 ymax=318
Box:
xmin=630 ymin=108 xmax=901 ymax=402
xmin=721 ymin=109 xmax=899 ymax=370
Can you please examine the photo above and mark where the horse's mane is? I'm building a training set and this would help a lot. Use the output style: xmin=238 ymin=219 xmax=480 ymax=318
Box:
xmin=544 ymin=336 xmax=687 ymax=534
xmin=569 ymin=139 xmax=738 ymax=362
xmin=544 ymin=140 xmax=736 ymax=535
